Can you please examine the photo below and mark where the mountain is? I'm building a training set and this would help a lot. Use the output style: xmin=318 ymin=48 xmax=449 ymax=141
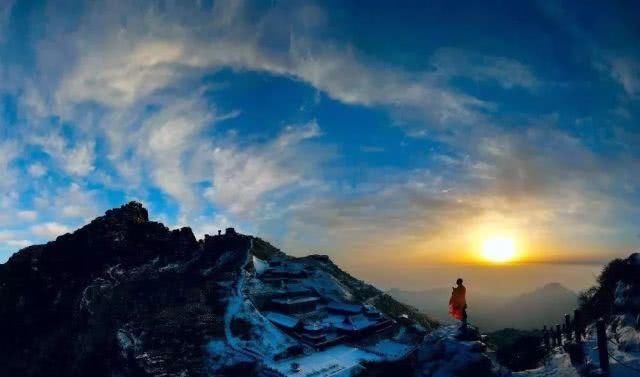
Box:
xmin=0 ymin=202 xmax=236 ymax=377
xmin=389 ymin=283 xmax=577 ymax=331
xmin=494 ymin=282 xmax=578 ymax=330
xmin=3 ymin=202 xmax=488 ymax=377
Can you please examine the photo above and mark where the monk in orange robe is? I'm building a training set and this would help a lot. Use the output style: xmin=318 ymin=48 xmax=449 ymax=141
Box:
xmin=448 ymin=278 xmax=467 ymax=324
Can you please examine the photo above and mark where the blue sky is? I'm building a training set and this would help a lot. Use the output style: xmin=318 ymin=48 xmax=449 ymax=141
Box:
xmin=0 ymin=0 xmax=639 ymax=291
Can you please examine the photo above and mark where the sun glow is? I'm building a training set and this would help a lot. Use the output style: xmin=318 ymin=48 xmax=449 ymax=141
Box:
xmin=481 ymin=235 xmax=517 ymax=263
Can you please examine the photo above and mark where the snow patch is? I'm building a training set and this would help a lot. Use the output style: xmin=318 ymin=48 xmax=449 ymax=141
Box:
xmin=253 ymin=255 xmax=269 ymax=275
xmin=269 ymin=344 xmax=376 ymax=377
xmin=514 ymin=352 xmax=580 ymax=377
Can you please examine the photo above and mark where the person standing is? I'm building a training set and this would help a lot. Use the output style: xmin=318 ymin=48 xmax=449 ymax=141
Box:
xmin=448 ymin=278 xmax=467 ymax=327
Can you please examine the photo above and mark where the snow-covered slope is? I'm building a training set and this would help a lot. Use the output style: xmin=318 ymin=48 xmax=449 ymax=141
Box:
xmin=514 ymin=352 xmax=580 ymax=377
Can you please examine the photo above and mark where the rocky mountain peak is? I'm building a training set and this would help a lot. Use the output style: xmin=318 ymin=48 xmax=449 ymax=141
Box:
xmin=103 ymin=201 xmax=149 ymax=225
xmin=0 ymin=202 xmax=250 ymax=377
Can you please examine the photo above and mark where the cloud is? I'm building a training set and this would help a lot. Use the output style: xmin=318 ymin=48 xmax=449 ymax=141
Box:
xmin=0 ymin=0 xmax=15 ymax=43
xmin=31 ymin=183 xmax=104 ymax=222
xmin=30 ymin=222 xmax=72 ymax=238
xmin=539 ymin=1 xmax=640 ymax=101
xmin=607 ymin=57 xmax=640 ymax=97
xmin=276 ymin=120 xmax=321 ymax=148
xmin=56 ymin=183 xmax=102 ymax=220
xmin=0 ymin=141 xmax=20 ymax=189
xmin=46 ymin=0 xmax=491 ymax=128
xmin=0 ymin=229 xmax=30 ymax=253
xmin=27 ymin=162 xmax=48 ymax=178
xmin=277 ymin=119 xmax=640 ymax=267
xmin=277 ymin=168 xmax=488 ymax=265
xmin=58 ymin=40 xmax=187 ymax=108
xmin=17 ymin=210 xmax=38 ymax=221
xmin=0 ymin=230 xmax=18 ymax=242
xmin=0 ymin=191 xmax=19 ymax=226
xmin=430 ymin=48 xmax=541 ymax=90
xmin=205 ymin=121 xmax=327 ymax=217
xmin=125 ymin=96 xmax=215 ymax=208
xmin=5 ymin=239 xmax=30 ymax=248
xmin=10 ymin=0 xmax=499 ymax=224
xmin=31 ymin=134 xmax=95 ymax=176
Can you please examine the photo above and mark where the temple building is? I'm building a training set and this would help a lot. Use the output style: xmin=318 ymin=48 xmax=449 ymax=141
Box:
xmin=327 ymin=301 xmax=363 ymax=315
xmin=270 ymin=296 xmax=321 ymax=314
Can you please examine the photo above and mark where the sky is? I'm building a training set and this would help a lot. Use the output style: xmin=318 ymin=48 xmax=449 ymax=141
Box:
xmin=0 ymin=0 xmax=639 ymax=295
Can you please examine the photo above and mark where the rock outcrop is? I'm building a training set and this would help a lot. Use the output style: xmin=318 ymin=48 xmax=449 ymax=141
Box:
xmin=415 ymin=326 xmax=500 ymax=377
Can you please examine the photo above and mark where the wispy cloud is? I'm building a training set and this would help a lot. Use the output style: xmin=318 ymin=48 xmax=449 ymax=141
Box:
xmin=0 ymin=141 xmax=20 ymax=189
xmin=205 ymin=121 xmax=328 ymax=217
xmin=30 ymin=222 xmax=72 ymax=238
xmin=0 ymin=0 xmax=15 ymax=43
xmin=17 ymin=210 xmax=38 ymax=221
xmin=607 ymin=57 xmax=640 ymax=97
xmin=27 ymin=162 xmax=48 ymax=178
xmin=30 ymin=134 xmax=95 ymax=176
xmin=44 ymin=1 xmax=492 ymax=128
xmin=430 ymin=48 xmax=541 ymax=90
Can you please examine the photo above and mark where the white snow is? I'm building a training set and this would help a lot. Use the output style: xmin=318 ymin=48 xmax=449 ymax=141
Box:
xmin=327 ymin=301 xmax=362 ymax=314
xmin=514 ymin=320 xmax=640 ymax=377
xmin=264 ymin=311 xmax=301 ymax=329
xmin=584 ymin=321 xmax=640 ymax=377
xmin=614 ymin=315 xmax=640 ymax=352
xmin=220 ymin=239 xmax=297 ymax=359
xmin=362 ymin=339 xmax=416 ymax=361
xmin=514 ymin=352 xmax=580 ymax=377
xmin=327 ymin=313 xmax=377 ymax=332
xmin=116 ymin=329 xmax=134 ymax=358
xmin=222 ymin=245 xmax=250 ymax=353
xmin=273 ymin=297 xmax=321 ymax=305
xmin=303 ymin=270 xmax=353 ymax=302
xmin=158 ymin=263 xmax=181 ymax=272
xmin=237 ymin=296 xmax=298 ymax=356
xmin=253 ymin=255 xmax=269 ymax=275
xmin=269 ymin=345 xmax=379 ymax=377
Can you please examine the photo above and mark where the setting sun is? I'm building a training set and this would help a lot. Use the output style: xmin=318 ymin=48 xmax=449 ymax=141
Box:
xmin=481 ymin=236 xmax=517 ymax=263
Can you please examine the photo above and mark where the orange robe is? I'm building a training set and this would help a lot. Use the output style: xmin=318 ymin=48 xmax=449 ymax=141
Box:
xmin=448 ymin=285 xmax=466 ymax=320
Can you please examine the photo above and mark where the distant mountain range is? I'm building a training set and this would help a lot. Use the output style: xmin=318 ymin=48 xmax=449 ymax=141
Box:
xmin=388 ymin=282 xmax=578 ymax=332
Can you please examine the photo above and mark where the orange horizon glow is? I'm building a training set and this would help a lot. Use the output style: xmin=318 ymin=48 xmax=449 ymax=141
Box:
xmin=329 ymin=217 xmax=629 ymax=270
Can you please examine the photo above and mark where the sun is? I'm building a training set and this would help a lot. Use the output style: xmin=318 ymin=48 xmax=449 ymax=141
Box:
xmin=481 ymin=235 xmax=517 ymax=263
